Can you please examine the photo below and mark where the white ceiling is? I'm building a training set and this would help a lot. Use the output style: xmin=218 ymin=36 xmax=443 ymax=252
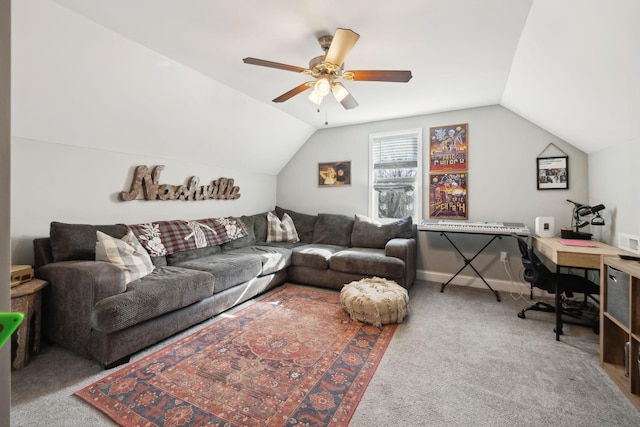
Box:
xmin=50 ymin=0 xmax=638 ymax=154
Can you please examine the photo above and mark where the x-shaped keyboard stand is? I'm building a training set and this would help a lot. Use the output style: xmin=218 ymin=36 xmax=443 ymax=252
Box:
xmin=437 ymin=231 xmax=503 ymax=302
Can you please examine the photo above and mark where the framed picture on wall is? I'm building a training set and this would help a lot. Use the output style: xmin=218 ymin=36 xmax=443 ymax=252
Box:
xmin=318 ymin=161 xmax=351 ymax=186
xmin=429 ymin=123 xmax=468 ymax=171
xmin=428 ymin=172 xmax=468 ymax=219
xmin=537 ymin=156 xmax=568 ymax=190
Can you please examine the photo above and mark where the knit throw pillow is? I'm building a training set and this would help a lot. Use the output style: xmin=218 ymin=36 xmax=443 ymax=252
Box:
xmin=95 ymin=230 xmax=155 ymax=284
xmin=266 ymin=212 xmax=300 ymax=243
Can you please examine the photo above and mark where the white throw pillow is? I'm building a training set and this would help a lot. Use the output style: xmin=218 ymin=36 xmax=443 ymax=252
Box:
xmin=266 ymin=212 xmax=300 ymax=243
xmin=95 ymin=230 xmax=155 ymax=284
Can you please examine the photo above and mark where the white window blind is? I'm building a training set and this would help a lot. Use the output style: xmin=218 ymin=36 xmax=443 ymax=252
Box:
xmin=369 ymin=129 xmax=422 ymax=220
xmin=372 ymin=136 xmax=418 ymax=169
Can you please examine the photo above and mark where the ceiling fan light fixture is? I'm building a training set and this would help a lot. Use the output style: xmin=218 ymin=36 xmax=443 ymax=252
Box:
xmin=313 ymin=77 xmax=331 ymax=97
xmin=308 ymin=90 xmax=324 ymax=105
xmin=331 ymin=81 xmax=359 ymax=110
xmin=331 ymin=82 xmax=349 ymax=102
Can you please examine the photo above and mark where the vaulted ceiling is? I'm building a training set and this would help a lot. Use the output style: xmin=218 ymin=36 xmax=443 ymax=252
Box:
xmin=50 ymin=0 xmax=638 ymax=154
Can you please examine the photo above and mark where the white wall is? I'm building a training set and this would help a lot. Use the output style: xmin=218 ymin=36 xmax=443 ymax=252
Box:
xmin=1 ymin=0 xmax=11 ymax=422
xmin=588 ymin=139 xmax=640 ymax=247
xmin=278 ymin=105 xmax=590 ymax=288
xmin=11 ymin=139 xmax=278 ymax=264
xmin=10 ymin=0 xmax=315 ymax=265
xmin=12 ymin=0 xmax=314 ymax=176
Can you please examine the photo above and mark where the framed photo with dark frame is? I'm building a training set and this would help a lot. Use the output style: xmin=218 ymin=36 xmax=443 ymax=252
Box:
xmin=537 ymin=156 xmax=568 ymax=190
xmin=318 ymin=161 xmax=351 ymax=186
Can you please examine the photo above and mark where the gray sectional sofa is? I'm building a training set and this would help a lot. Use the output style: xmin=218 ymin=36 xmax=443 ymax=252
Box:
xmin=33 ymin=206 xmax=417 ymax=367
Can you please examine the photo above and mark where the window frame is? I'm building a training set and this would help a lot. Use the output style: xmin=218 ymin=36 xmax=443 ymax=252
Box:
xmin=368 ymin=128 xmax=423 ymax=222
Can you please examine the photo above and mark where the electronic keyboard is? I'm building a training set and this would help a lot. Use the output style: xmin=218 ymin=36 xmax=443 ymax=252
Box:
xmin=418 ymin=219 xmax=530 ymax=236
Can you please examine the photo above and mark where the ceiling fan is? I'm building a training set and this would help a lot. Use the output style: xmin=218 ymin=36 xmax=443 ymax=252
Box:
xmin=243 ymin=28 xmax=413 ymax=110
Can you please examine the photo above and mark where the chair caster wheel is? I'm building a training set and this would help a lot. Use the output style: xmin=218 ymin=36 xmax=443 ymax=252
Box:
xmin=517 ymin=311 xmax=526 ymax=319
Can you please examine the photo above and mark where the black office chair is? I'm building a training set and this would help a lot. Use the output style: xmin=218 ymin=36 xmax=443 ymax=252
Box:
xmin=514 ymin=235 xmax=600 ymax=331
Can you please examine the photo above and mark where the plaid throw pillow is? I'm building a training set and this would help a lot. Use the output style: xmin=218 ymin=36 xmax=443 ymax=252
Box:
xmin=95 ymin=230 xmax=155 ymax=284
xmin=266 ymin=212 xmax=300 ymax=243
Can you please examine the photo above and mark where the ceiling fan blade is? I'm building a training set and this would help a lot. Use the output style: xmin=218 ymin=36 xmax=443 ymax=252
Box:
xmin=324 ymin=28 xmax=360 ymax=67
xmin=349 ymin=70 xmax=413 ymax=82
xmin=272 ymin=82 xmax=313 ymax=103
xmin=331 ymin=82 xmax=359 ymax=110
xmin=243 ymin=57 xmax=307 ymax=73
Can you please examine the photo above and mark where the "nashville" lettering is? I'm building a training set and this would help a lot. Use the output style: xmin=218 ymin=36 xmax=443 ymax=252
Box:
xmin=120 ymin=165 xmax=241 ymax=201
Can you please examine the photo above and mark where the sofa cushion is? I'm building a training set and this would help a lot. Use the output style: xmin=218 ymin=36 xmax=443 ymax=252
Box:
xmin=171 ymin=253 xmax=263 ymax=293
xmin=275 ymin=206 xmax=318 ymax=243
xmin=266 ymin=212 xmax=300 ymax=243
xmin=95 ymin=230 xmax=155 ymax=284
xmin=350 ymin=215 xmax=414 ymax=249
xmin=312 ymin=213 xmax=355 ymax=246
xmin=50 ymin=222 xmax=129 ymax=262
xmin=91 ymin=266 xmax=214 ymax=334
xmin=225 ymin=245 xmax=292 ymax=275
xmin=166 ymin=245 xmax=221 ymax=264
xmin=292 ymin=244 xmax=346 ymax=270
xmin=150 ymin=256 xmax=168 ymax=268
xmin=330 ymin=248 xmax=405 ymax=278
xmin=253 ymin=211 xmax=272 ymax=243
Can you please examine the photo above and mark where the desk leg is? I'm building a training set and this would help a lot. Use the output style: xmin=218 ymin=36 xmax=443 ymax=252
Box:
xmin=555 ymin=267 xmax=563 ymax=341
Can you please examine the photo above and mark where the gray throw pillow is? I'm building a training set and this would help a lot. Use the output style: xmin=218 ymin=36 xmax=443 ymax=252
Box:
xmin=350 ymin=214 xmax=413 ymax=249
xmin=312 ymin=213 xmax=355 ymax=247
xmin=50 ymin=221 xmax=129 ymax=262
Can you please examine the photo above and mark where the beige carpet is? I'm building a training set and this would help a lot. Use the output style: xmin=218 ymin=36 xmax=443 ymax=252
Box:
xmin=11 ymin=282 xmax=640 ymax=426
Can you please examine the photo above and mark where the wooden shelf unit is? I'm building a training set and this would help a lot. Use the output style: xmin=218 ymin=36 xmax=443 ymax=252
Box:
xmin=601 ymin=256 xmax=640 ymax=410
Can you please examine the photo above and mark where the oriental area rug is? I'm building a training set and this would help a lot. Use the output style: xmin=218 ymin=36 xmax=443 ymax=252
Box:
xmin=75 ymin=285 xmax=398 ymax=426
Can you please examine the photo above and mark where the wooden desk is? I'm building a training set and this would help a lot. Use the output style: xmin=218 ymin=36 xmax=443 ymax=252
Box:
xmin=533 ymin=237 xmax=625 ymax=340
xmin=533 ymin=237 xmax=624 ymax=269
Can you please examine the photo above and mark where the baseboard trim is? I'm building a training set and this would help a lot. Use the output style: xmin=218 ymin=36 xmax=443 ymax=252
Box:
xmin=416 ymin=269 xmax=548 ymax=298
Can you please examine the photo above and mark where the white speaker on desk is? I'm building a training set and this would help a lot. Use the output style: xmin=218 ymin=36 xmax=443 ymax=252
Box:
xmin=535 ymin=217 xmax=555 ymax=237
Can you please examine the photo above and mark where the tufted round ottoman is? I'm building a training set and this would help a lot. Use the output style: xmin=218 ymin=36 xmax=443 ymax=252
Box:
xmin=340 ymin=277 xmax=409 ymax=327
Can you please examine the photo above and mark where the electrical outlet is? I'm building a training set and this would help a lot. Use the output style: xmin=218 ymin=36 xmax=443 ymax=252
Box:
xmin=500 ymin=251 xmax=509 ymax=262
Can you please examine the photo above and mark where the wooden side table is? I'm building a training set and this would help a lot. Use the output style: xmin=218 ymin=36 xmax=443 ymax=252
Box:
xmin=10 ymin=278 xmax=48 ymax=369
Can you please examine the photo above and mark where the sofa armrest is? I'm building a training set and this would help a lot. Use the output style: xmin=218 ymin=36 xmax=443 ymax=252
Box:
xmin=385 ymin=238 xmax=417 ymax=287
xmin=33 ymin=237 xmax=54 ymax=269
xmin=385 ymin=238 xmax=415 ymax=261
xmin=36 ymin=261 xmax=125 ymax=356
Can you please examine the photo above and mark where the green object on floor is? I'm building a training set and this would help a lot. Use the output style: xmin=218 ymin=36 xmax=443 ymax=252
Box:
xmin=0 ymin=312 xmax=24 ymax=348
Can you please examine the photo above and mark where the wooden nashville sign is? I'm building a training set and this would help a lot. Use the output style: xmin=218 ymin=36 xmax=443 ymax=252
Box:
xmin=121 ymin=165 xmax=241 ymax=201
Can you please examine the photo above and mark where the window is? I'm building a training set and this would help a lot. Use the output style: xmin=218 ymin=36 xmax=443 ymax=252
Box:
xmin=369 ymin=129 xmax=422 ymax=221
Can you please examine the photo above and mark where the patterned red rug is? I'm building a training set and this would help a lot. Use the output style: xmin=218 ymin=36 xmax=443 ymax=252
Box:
xmin=75 ymin=285 xmax=398 ymax=426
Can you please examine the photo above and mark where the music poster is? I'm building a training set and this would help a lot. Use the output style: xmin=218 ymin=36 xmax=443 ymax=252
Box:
xmin=428 ymin=172 xmax=468 ymax=219
xmin=429 ymin=123 xmax=468 ymax=171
